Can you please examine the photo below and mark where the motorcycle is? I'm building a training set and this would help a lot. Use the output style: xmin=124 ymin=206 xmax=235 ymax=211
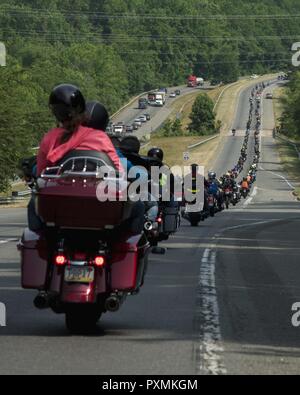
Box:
xmin=182 ymin=200 xmax=206 ymax=227
xmin=148 ymin=203 xmax=180 ymax=245
xmin=241 ymin=187 xmax=249 ymax=199
xmin=207 ymin=194 xmax=217 ymax=217
xmin=224 ymin=187 xmax=233 ymax=209
xmin=231 ymin=187 xmax=240 ymax=206
xmin=19 ymin=153 xmax=150 ymax=333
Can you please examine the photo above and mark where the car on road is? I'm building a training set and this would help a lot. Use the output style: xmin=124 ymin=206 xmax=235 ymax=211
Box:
xmin=138 ymin=115 xmax=147 ymax=123
xmin=132 ymin=123 xmax=139 ymax=130
xmin=138 ymin=98 xmax=148 ymax=110
xmin=251 ymin=74 xmax=259 ymax=79
xmin=266 ymin=93 xmax=273 ymax=100
xmin=175 ymin=90 xmax=181 ymax=96
xmin=144 ymin=113 xmax=151 ymax=121
xmin=106 ymin=122 xmax=113 ymax=134
xmin=134 ymin=119 xmax=142 ymax=127
xmin=169 ymin=92 xmax=176 ymax=98
xmin=113 ymin=124 xmax=125 ymax=136
xmin=126 ymin=125 xmax=134 ymax=133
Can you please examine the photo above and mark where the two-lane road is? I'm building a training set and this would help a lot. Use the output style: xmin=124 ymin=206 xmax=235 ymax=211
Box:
xmin=0 ymin=79 xmax=299 ymax=375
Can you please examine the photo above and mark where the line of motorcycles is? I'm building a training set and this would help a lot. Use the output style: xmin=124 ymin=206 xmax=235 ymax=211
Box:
xmin=182 ymin=82 xmax=264 ymax=227
xmin=18 ymin=82 xmax=265 ymax=334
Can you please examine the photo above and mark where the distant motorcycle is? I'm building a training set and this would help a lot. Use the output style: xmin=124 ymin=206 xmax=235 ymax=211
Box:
xmin=207 ymin=194 xmax=217 ymax=217
xmin=241 ymin=188 xmax=249 ymax=199
xmin=224 ymin=187 xmax=233 ymax=209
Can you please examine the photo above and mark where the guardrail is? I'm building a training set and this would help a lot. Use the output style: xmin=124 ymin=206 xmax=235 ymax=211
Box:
xmin=277 ymin=134 xmax=300 ymax=160
xmin=187 ymin=134 xmax=219 ymax=150
xmin=11 ymin=190 xmax=31 ymax=198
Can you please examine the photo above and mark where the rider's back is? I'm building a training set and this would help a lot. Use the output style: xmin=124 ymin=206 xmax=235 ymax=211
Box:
xmin=37 ymin=125 xmax=122 ymax=175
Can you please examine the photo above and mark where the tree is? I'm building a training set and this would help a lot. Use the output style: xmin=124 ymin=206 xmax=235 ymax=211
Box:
xmin=188 ymin=94 xmax=217 ymax=136
xmin=280 ymin=71 xmax=300 ymax=138
xmin=160 ymin=118 xmax=183 ymax=137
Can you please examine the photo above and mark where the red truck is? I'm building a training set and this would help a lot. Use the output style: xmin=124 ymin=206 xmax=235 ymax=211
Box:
xmin=187 ymin=75 xmax=204 ymax=88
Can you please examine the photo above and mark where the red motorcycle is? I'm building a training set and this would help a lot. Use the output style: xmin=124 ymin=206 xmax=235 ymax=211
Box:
xmin=19 ymin=153 xmax=150 ymax=333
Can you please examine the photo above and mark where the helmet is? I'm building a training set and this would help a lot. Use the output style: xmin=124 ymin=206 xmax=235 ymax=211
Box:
xmin=208 ymin=171 xmax=216 ymax=180
xmin=84 ymin=101 xmax=109 ymax=131
xmin=148 ymin=147 xmax=164 ymax=161
xmin=49 ymin=84 xmax=86 ymax=123
xmin=120 ymin=136 xmax=141 ymax=154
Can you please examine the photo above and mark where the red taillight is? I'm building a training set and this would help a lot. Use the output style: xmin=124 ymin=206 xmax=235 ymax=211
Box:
xmin=157 ymin=217 xmax=163 ymax=224
xmin=55 ymin=254 xmax=67 ymax=266
xmin=94 ymin=256 xmax=106 ymax=267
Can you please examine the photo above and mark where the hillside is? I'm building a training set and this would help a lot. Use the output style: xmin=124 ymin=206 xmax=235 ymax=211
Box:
xmin=0 ymin=0 xmax=300 ymax=189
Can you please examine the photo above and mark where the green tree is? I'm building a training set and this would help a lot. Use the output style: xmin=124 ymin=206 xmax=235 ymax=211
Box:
xmin=188 ymin=94 xmax=217 ymax=136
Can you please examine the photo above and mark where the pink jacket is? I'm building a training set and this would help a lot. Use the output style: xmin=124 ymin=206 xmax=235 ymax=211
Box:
xmin=37 ymin=126 xmax=123 ymax=175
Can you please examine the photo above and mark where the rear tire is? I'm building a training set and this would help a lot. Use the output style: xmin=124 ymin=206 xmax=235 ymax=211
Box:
xmin=225 ymin=198 xmax=230 ymax=210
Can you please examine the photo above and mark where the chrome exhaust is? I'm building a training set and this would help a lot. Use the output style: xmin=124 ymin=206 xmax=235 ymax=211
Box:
xmin=105 ymin=293 xmax=126 ymax=313
xmin=144 ymin=221 xmax=153 ymax=231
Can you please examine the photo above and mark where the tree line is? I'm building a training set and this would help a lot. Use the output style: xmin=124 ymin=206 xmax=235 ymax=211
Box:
xmin=1 ymin=0 xmax=300 ymax=190
xmin=280 ymin=71 xmax=300 ymax=138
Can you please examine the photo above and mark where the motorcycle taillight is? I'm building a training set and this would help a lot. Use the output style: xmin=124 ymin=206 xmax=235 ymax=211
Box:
xmin=94 ymin=256 xmax=106 ymax=267
xmin=55 ymin=254 xmax=67 ymax=266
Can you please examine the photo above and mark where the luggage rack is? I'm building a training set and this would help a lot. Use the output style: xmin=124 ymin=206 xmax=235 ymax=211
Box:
xmin=41 ymin=156 xmax=117 ymax=180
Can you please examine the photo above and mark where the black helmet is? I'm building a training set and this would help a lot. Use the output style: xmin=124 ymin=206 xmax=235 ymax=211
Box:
xmin=120 ymin=136 xmax=141 ymax=154
xmin=148 ymin=147 xmax=164 ymax=161
xmin=84 ymin=101 xmax=109 ymax=131
xmin=49 ymin=84 xmax=86 ymax=123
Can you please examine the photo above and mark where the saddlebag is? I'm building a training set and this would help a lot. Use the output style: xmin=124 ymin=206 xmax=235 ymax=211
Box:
xmin=110 ymin=233 xmax=149 ymax=291
xmin=19 ymin=229 xmax=48 ymax=290
xmin=37 ymin=177 xmax=133 ymax=230
xmin=162 ymin=207 xmax=179 ymax=233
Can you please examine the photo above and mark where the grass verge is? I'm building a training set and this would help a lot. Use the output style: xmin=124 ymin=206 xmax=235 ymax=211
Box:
xmin=145 ymin=73 xmax=278 ymax=169
xmin=273 ymin=86 xmax=300 ymax=200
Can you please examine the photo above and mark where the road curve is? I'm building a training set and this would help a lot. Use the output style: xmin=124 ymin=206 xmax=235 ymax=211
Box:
xmin=0 ymin=79 xmax=299 ymax=375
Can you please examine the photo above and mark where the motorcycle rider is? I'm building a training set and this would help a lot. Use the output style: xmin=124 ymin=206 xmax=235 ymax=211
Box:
xmin=208 ymin=171 xmax=224 ymax=210
xmin=37 ymin=85 xmax=122 ymax=175
xmin=241 ymin=177 xmax=249 ymax=190
xmin=147 ymin=147 xmax=177 ymax=207
xmin=29 ymin=87 xmax=146 ymax=234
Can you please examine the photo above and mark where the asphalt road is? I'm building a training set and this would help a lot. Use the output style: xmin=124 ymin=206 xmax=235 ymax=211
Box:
xmin=112 ymin=83 xmax=211 ymax=139
xmin=0 ymin=79 xmax=299 ymax=375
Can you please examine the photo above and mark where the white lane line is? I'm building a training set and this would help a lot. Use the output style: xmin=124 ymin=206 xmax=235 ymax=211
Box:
xmin=222 ymin=219 xmax=281 ymax=232
xmin=243 ymin=186 xmax=258 ymax=207
xmin=196 ymin=248 xmax=226 ymax=375
xmin=259 ymin=165 xmax=295 ymax=190
xmin=0 ymin=238 xmax=18 ymax=245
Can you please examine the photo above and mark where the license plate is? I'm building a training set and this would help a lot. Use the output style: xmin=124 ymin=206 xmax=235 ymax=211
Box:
xmin=64 ymin=266 xmax=95 ymax=283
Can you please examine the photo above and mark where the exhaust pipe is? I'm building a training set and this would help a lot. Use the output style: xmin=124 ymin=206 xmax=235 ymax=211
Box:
xmin=105 ymin=294 xmax=126 ymax=313
xmin=33 ymin=292 xmax=51 ymax=310
xmin=144 ymin=221 xmax=153 ymax=231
